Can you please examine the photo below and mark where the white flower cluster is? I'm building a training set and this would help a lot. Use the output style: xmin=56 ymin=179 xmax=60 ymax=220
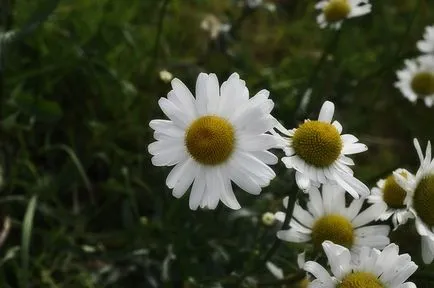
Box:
xmin=146 ymin=1 xmax=429 ymax=287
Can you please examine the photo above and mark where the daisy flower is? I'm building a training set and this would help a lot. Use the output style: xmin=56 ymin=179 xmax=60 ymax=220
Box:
xmin=367 ymin=169 xmax=414 ymax=230
xmin=246 ymin=0 xmax=263 ymax=9
xmin=275 ymin=184 xmax=390 ymax=254
xmin=148 ymin=73 xmax=278 ymax=210
xmin=417 ymin=25 xmax=434 ymax=54
xmin=315 ymin=0 xmax=372 ymax=30
xmin=395 ymin=55 xmax=434 ymax=107
xmin=274 ymin=101 xmax=369 ymax=199
xmin=304 ymin=240 xmax=418 ymax=288
xmin=394 ymin=139 xmax=434 ymax=264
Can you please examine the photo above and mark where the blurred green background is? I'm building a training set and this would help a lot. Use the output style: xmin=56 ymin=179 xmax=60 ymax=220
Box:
xmin=0 ymin=0 xmax=434 ymax=287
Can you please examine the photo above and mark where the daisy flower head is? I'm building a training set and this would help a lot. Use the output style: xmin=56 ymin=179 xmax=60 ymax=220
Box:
xmin=394 ymin=139 xmax=434 ymax=263
xmin=275 ymin=184 xmax=390 ymax=254
xmin=304 ymin=240 xmax=418 ymax=288
xmin=148 ymin=73 xmax=278 ymax=210
xmin=274 ymin=101 xmax=369 ymax=199
xmin=395 ymin=55 xmax=434 ymax=107
xmin=367 ymin=169 xmax=414 ymax=230
xmin=315 ymin=0 xmax=372 ymax=30
xmin=417 ymin=25 xmax=434 ymax=54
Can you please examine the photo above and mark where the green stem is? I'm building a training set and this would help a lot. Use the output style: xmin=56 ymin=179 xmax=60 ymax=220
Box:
xmin=294 ymin=28 xmax=342 ymax=121
xmin=233 ymin=189 xmax=301 ymax=287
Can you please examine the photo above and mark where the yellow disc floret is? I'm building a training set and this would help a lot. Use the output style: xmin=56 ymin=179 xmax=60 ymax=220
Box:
xmin=411 ymin=72 xmax=434 ymax=96
xmin=323 ymin=0 xmax=351 ymax=23
xmin=185 ymin=115 xmax=235 ymax=165
xmin=413 ymin=174 xmax=434 ymax=226
xmin=311 ymin=214 xmax=354 ymax=250
xmin=292 ymin=121 xmax=342 ymax=167
xmin=337 ymin=272 xmax=384 ymax=288
xmin=382 ymin=174 xmax=407 ymax=209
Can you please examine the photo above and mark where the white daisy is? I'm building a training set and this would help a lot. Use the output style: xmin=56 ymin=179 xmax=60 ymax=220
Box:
xmin=315 ymin=0 xmax=372 ymax=30
xmin=304 ymin=240 xmax=418 ymax=288
xmin=417 ymin=25 xmax=434 ymax=54
xmin=395 ymin=55 xmax=434 ymax=107
xmin=148 ymin=73 xmax=278 ymax=210
xmin=367 ymin=169 xmax=414 ymax=230
xmin=246 ymin=0 xmax=263 ymax=9
xmin=394 ymin=139 xmax=434 ymax=264
xmin=273 ymin=101 xmax=369 ymax=199
xmin=275 ymin=184 xmax=390 ymax=254
xmin=200 ymin=14 xmax=231 ymax=40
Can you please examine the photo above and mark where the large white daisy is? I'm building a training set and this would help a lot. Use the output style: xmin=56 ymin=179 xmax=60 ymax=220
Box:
xmin=394 ymin=139 xmax=434 ymax=264
xmin=315 ymin=0 xmax=372 ymax=30
xmin=275 ymin=184 xmax=390 ymax=254
xmin=395 ymin=55 xmax=434 ymax=107
xmin=273 ymin=101 xmax=369 ymax=199
xmin=304 ymin=240 xmax=418 ymax=288
xmin=417 ymin=25 xmax=434 ymax=55
xmin=148 ymin=73 xmax=278 ymax=210
xmin=367 ymin=169 xmax=414 ymax=230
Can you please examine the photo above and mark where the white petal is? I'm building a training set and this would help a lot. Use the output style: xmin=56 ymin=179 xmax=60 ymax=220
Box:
xmin=322 ymin=241 xmax=352 ymax=279
xmin=296 ymin=171 xmax=311 ymax=190
xmin=189 ymin=169 xmax=206 ymax=210
xmin=342 ymin=143 xmax=368 ymax=155
xmin=318 ymin=101 xmax=335 ymax=123
xmin=172 ymin=159 xmax=198 ymax=198
xmin=220 ymin=170 xmax=241 ymax=210
xmin=250 ymin=151 xmax=278 ymax=165
xmin=352 ymin=203 xmax=387 ymax=228
xmin=277 ymin=229 xmax=310 ymax=243
xmin=421 ymin=236 xmax=434 ymax=264
xmin=303 ymin=261 xmax=334 ymax=285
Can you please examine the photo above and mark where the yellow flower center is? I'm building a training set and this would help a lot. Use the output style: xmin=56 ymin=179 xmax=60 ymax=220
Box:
xmin=185 ymin=115 xmax=235 ymax=165
xmin=292 ymin=121 xmax=342 ymax=167
xmin=338 ymin=272 xmax=384 ymax=288
xmin=413 ymin=174 xmax=434 ymax=226
xmin=296 ymin=277 xmax=309 ymax=288
xmin=311 ymin=214 xmax=354 ymax=250
xmin=411 ymin=72 xmax=434 ymax=96
xmin=323 ymin=0 xmax=351 ymax=23
xmin=382 ymin=174 xmax=407 ymax=209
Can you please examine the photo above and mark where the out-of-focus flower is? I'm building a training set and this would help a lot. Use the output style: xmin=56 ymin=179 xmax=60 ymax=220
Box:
xmin=159 ymin=70 xmax=173 ymax=83
xmin=276 ymin=184 xmax=390 ymax=253
xmin=417 ymin=25 xmax=434 ymax=54
xmin=316 ymin=0 xmax=372 ymax=30
xmin=262 ymin=212 xmax=276 ymax=226
xmin=304 ymin=241 xmax=417 ymax=287
xmin=394 ymin=139 xmax=434 ymax=264
xmin=395 ymin=55 xmax=434 ymax=107
xmin=367 ymin=169 xmax=414 ymax=230
xmin=200 ymin=14 xmax=231 ymax=40
xmin=148 ymin=73 xmax=279 ymax=210
xmin=272 ymin=101 xmax=369 ymax=199
xmin=246 ymin=0 xmax=263 ymax=8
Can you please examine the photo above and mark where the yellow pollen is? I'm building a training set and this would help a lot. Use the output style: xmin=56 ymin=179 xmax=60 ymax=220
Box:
xmin=323 ymin=0 xmax=351 ymax=23
xmin=338 ymin=272 xmax=384 ymax=288
xmin=311 ymin=214 xmax=354 ymax=250
xmin=411 ymin=72 xmax=434 ymax=96
xmin=382 ymin=174 xmax=407 ymax=209
xmin=296 ymin=277 xmax=309 ymax=288
xmin=292 ymin=121 xmax=342 ymax=167
xmin=413 ymin=174 xmax=434 ymax=226
xmin=185 ymin=115 xmax=235 ymax=165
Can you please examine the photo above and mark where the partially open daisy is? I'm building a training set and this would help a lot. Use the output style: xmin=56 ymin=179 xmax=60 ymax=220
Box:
xmin=417 ymin=25 xmax=434 ymax=54
xmin=148 ymin=73 xmax=278 ymax=210
xmin=395 ymin=55 xmax=434 ymax=107
xmin=394 ymin=139 xmax=434 ymax=263
xmin=304 ymin=240 xmax=418 ymax=288
xmin=274 ymin=101 xmax=369 ymax=199
xmin=275 ymin=184 xmax=390 ymax=254
xmin=315 ymin=0 xmax=372 ymax=30
xmin=367 ymin=169 xmax=414 ymax=230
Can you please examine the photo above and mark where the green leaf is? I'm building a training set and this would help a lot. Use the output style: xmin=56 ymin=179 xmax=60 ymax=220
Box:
xmin=21 ymin=195 xmax=38 ymax=288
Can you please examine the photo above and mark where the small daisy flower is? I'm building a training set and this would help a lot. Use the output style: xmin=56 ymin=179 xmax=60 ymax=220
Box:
xmin=417 ymin=25 xmax=434 ymax=54
xmin=304 ymin=240 xmax=418 ymax=288
xmin=246 ymin=0 xmax=263 ymax=9
xmin=315 ymin=0 xmax=372 ymax=30
xmin=159 ymin=70 xmax=173 ymax=83
xmin=395 ymin=55 xmax=434 ymax=107
xmin=394 ymin=139 xmax=434 ymax=263
xmin=273 ymin=101 xmax=369 ymax=199
xmin=262 ymin=212 xmax=276 ymax=226
xmin=367 ymin=169 xmax=414 ymax=230
xmin=148 ymin=73 xmax=278 ymax=210
xmin=275 ymin=184 xmax=390 ymax=253
xmin=200 ymin=14 xmax=231 ymax=40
